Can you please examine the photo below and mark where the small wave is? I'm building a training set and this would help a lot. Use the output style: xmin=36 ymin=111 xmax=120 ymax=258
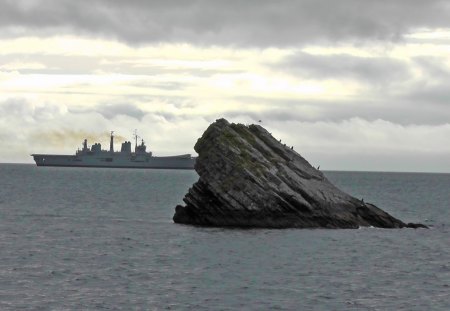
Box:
xmin=18 ymin=213 xmax=64 ymax=218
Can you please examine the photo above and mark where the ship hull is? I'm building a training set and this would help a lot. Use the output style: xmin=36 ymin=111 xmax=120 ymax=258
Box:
xmin=32 ymin=154 xmax=196 ymax=169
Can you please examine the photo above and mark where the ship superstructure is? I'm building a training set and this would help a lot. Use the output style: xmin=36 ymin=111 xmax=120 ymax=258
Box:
xmin=32 ymin=131 xmax=196 ymax=169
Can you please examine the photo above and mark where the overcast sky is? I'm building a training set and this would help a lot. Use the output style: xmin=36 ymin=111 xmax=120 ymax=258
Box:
xmin=1 ymin=0 xmax=449 ymax=172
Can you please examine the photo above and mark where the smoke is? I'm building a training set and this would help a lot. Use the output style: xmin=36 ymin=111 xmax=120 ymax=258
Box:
xmin=31 ymin=129 xmax=128 ymax=148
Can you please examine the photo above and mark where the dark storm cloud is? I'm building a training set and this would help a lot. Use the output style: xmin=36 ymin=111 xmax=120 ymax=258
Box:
xmin=277 ymin=52 xmax=411 ymax=84
xmin=2 ymin=0 xmax=450 ymax=46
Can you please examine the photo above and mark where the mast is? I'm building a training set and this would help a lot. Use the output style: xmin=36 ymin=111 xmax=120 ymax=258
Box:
xmin=110 ymin=131 xmax=114 ymax=153
xmin=83 ymin=139 xmax=88 ymax=151
xmin=133 ymin=129 xmax=139 ymax=152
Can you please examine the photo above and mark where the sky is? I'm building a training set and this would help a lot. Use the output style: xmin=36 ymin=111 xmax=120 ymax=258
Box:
xmin=1 ymin=0 xmax=450 ymax=172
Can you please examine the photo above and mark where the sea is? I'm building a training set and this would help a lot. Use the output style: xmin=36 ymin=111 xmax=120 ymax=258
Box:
xmin=0 ymin=164 xmax=448 ymax=310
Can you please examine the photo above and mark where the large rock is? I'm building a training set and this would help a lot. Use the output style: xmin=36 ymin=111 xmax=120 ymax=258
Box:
xmin=173 ymin=119 xmax=426 ymax=229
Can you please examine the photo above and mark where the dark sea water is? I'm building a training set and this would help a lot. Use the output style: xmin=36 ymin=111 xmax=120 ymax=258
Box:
xmin=0 ymin=164 xmax=448 ymax=310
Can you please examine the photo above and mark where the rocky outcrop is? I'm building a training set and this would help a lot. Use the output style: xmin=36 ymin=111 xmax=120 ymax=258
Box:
xmin=173 ymin=119 xmax=426 ymax=229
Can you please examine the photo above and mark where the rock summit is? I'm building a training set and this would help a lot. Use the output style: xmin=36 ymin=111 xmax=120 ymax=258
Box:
xmin=173 ymin=119 xmax=426 ymax=229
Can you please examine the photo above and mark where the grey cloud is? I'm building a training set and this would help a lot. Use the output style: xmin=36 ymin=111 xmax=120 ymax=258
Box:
xmin=98 ymin=103 xmax=145 ymax=120
xmin=229 ymin=96 xmax=450 ymax=126
xmin=69 ymin=100 xmax=198 ymax=121
xmin=0 ymin=54 xmax=100 ymax=75
xmin=413 ymin=57 xmax=450 ymax=81
xmin=0 ymin=98 xmax=64 ymax=122
xmin=405 ymin=84 xmax=450 ymax=107
xmin=113 ymin=65 xmax=242 ymax=78
xmin=69 ymin=103 xmax=146 ymax=120
xmin=128 ymin=81 xmax=190 ymax=91
xmin=0 ymin=54 xmax=240 ymax=79
xmin=2 ymin=0 xmax=450 ymax=46
xmin=277 ymin=52 xmax=411 ymax=84
xmin=400 ymin=57 xmax=450 ymax=107
xmin=0 ymin=98 xmax=32 ymax=116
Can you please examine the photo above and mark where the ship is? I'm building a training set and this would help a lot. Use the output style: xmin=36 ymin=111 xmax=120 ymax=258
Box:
xmin=31 ymin=131 xmax=196 ymax=169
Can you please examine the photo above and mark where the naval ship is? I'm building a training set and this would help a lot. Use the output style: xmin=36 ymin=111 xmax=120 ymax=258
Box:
xmin=31 ymin=131 xmax=196 ymax=169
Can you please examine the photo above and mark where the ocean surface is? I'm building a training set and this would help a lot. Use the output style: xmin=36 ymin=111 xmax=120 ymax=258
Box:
xmin=0 ymin=164 xmax=448 ymax=310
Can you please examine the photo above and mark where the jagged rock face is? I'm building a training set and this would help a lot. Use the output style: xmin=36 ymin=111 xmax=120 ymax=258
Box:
xmin=173 ymin=119 xmax=421 ymax=229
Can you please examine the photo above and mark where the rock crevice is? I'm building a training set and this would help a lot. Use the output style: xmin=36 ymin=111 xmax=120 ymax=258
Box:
xmin=173 ymin=119 xmax=426 ymax=229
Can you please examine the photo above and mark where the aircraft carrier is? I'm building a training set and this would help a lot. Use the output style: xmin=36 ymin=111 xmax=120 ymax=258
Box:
xmin=31 ymin=131 xmax=196 ymax=169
